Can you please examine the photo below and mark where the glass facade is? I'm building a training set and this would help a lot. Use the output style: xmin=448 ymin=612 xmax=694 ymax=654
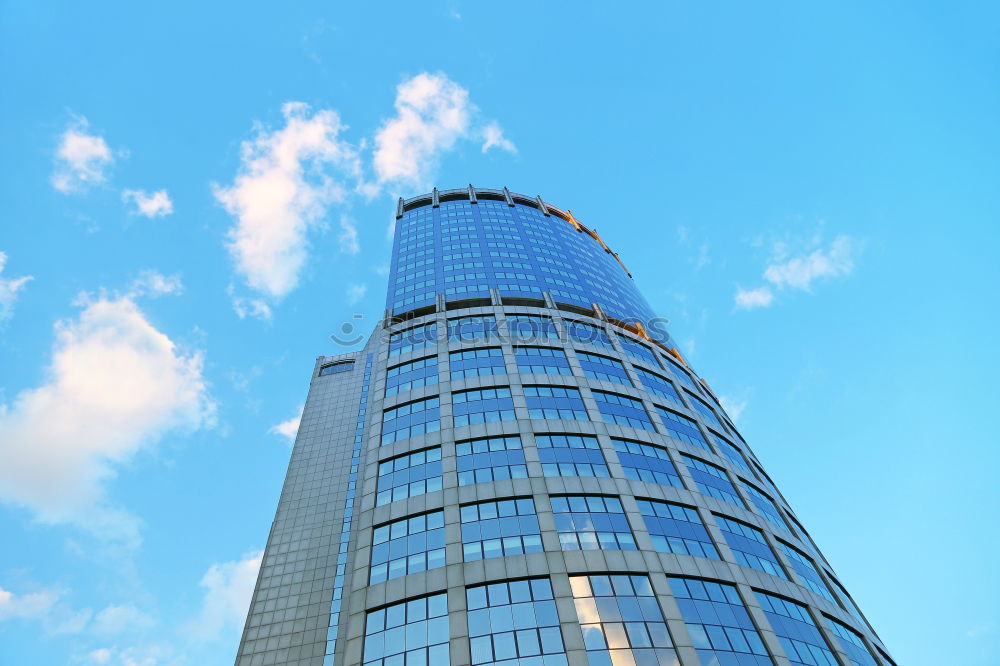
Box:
xmin=237 ymin=188 xmax=891 ymax=666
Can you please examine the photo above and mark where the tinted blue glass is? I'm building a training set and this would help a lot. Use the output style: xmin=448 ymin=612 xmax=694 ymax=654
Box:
xmin=569 ymin=574 xmax=678 ymax=665
xmin=319 ymin=360 xmax=354 ymax=375
xmin=682 ymin=454 xmax=745 ymax=507
xmin=632 ymin=367 xmax=682 ymax=405
xmin=617 ymin=337 xmax=660 ymax=368
xmin=755 ymin=592 xmax=838 ymax=666
xmin=460 ymin=497 xmax=543 ymax=561
xmin=448 ymin=314 xmax=498 ymax=341
xmin=386 ymin=356 xmax=438 ymax=397
xmin=550 ymin=495 xmax=636 ymax=551
xmin=779 ymin=542 xmax=836 ymax=603
xmin=456 ymin=435 xmax=527 ymax=486
xmin=685 ymin=390 xmax=726 ymax=431
xmin=369 ymin=510 xmax=446 ymax=584
xmin=635 ymin=499 xmax=718 ymax=559
xmin=514 ymin=346 xmax=572 ymax=375
xmin=507 ymin=314 xmax=558 ymax=340
xmin=743 ymin=482 xmax=792 ymax=533
xmin=655 ymin=407 xmax=710 ymax=450
xmin=524 ymin=385 xmax=588 ymax=420
xmin=388 ymin=199 xmax=671 ymax=345
xmin=661 ymin=356 xmax=700 ymax=393
xmin=450 ymin=347 xmax=506 ymax=379
xmin=611 ymin=439 xmax=684 ymax=488
xmin=535 ymin=434 xmax=609 ymax=477
xmin=715 ymin=515 xmax=787 ymax=579
xmin=453 ymin=387 xmax=515 ymax=426
xmin=388 ymin=322 xmax=437 ymax=357
xmin=578 ymin=351 xmax=632 ymax=386
xmin=826 ymin=618 xmax=879 ymax=666
xmin=592 ymin=390 xmax=655 ymax=431
xmin=381 ymin=396 xmax=440 ymax=445
xmin=466 ymin=577 xmax=566 ymax=666
xmin=714 ymin=433 xmax=753 ymax=473
xmin=668 ymin=578 xmax=773 ymax=666
xmin=565 ymin=320 xmax=615 ymax=350
xmin=364 ymin=593 xmax=449 ymax=666
xmin=376 ymin=447 xmax=443 ymax=506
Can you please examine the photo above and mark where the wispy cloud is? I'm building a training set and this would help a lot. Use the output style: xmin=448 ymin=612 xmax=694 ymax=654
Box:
xmin=735 ymin=234 xmax=861 ymax=310
xmin=346 ymin=283 xmax=367 ymax=305
xmin=128 ymin=270 xmax=182 ymax=298
xmin=0 ymin=584 xmax=92 ymax=635
xmin=122 ymin=189 xmax=173 ymax=218
xmin=214 ymin=102 xmax=360 ymax=310
xmin=0 ymin=251 xmax=33 ymax=323
xmin=52 ymin=116 xmax=116 ymax=194
xmin=338 ymin=216 xmax=360 ymax=254
xmin=481 ymin=122 xmax=516 ymax=154
xmin=269 ymin=405 xmax=303 ymax=443
xmin=719 ymin=395 xmax=748 ymax=423
xmin=188 ymin=550 xmax=262 ymax=641
xmin=0 ymin=284 xmax=215 ymax=543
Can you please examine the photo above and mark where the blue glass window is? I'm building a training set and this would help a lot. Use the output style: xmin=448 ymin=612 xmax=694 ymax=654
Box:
xmin=755 ymin=592 xmax=837 ymax=666
xmin=524 ymin=385 xmax=588 ymax=420
xmin=363 ymin=593 xmax=449 ymax=666
xmin=381 ymin=396 xmax=440 ymax=445
xmin=376 ymin=447 xmax=443 ymax=506
xmin=779 ymin=541 xmax=836 ymax=603
xmin=466 ymin=578 xmax=566 ymax=666
xmin=636 ymin=499 xmax=718 ymax=559
xmin=592 ymin=390 xmax=655 ymax=431
xmin=569 ymin=574 xmax=678 ymax=666
xmin=661 ymin=356 xmax=699 ymax=393
xmin=633 ymin=367 xmax=681 ymax=405
xmin=389 ymin=322 xmax=437 ymax=357
xmin=456 ymin=435 xmax=527 ymax=486
xmin=460 ymin=497 xmax=543 ymax=561
xmin=686 ymin=390 xmax=726 ymax=430
xmin=319 ymin=360 xmax=354 ymax=376
xmin=743 ymin=482 xmax=792 ymax=533
xmin=448 ymin=314 xmax=498 ymax=341
xmin=551 ymin=495 xmax=637 ymax=551
xmin=450 ymin=347 xmax=506 ymax=379
xmin=714 ymin=433 xmax=753 ymax=474
xmin=453 ymin=387 xmax=516 ymax=426
xmin=369 ymin=510 xmax=446 ymax=584
xmin=565 ymin=320 xmax=614 ymax=350
xmin=386 ymin=356 xmax=438 ymax=397
xmin=535 ymin=434 xmax=609 ymax=477
xmin=715 ymin=515 xmax=787 ymax=579
xmin=507 ymin=314 xmax=559 ymax=340
xmin=612 ymin=439 xmax=684 ymax=488
xmin=577 ymin=351 xmax=632 ymax=386
xmin=655 ymin=406 xmax=710 ymax=450
xmin=681 ymin=454 xmax=745 ymax=507
xmin=617 ymin=337 xmax=660 ymax=368
xmin=826 ymin=618 xmax=879 ymax=666
xmin=514 ymin=346 xmax=572 ymax=375
xmin=668 ymin=578 xmax=773 ymax=665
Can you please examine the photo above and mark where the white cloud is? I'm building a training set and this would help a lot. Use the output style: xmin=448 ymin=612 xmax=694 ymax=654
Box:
xmin=88 ymin=648 xmax=113 ymax=664
xmin=0 ymin=585 xmax=92 ymax=635
xmin=269 ymin=405 xmax=303 ymax=442
xmin=0 ymin=251 xmax=33 ymax=323
xmin=346 ymin=283 xmax=367 ymax=305
xmin=719 ymin=396 xmax=748 ymax=423
xmin=338 ymin=216 xmax=360 ymax=254
xmin=122 ymin=190 xmax=173 ymax=218
xmin=762 ymin=234 xmax=857 ymax=290
xmin=0 ymin=290 xmax=215 ymax=542
xmin=128 ymin=270 xmax=182 ymax=298
xmin=735 ymin=234 xmax=860 ymax=309
xmin=189 ymin=550 xmax=262 ymax=641
xmin=481 ymin=122 xmax=516 ymax=154
xmin=734 ymin=286 xmax=774 ymax=310
xmin=373 ymin=73 xmax=472 ymax=186
xmin=52 ymin=117 xmax=115 ymax=194
xmin=92 ymin=604 xmax=155 ymax=636
xmin=214 ymin=102 xmax=359 ymax=305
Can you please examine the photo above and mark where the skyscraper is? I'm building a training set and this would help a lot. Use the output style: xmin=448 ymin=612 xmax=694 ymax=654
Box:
xmin=235 ymin=186 xmax=893 ymax=666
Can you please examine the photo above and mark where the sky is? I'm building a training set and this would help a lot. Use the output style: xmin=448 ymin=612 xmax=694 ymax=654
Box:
xmin=1 ymin=1 xmax=998 ymax=664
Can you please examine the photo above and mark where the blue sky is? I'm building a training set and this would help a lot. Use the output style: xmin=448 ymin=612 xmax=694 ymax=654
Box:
xmin=1 ymin=1 xmax=998 ymax=664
